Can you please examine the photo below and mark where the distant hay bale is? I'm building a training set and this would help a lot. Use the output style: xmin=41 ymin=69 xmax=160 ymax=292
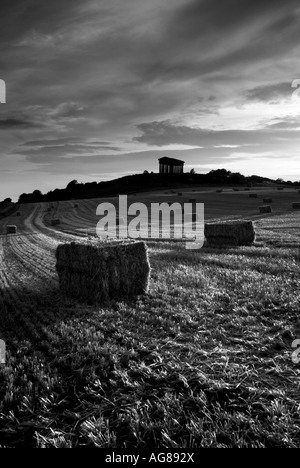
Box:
xmin=6 ymin=225 xmax=17 ymax=234
xmin=249 ymin=193 xmax=258 ymax=198
xmin=259 ymin=205 xmax=272 ymax=213
xmin=51 ymin=219 xmax=61 ymax=226
xmin=205 ymin=220 xmax=255 ymax=246
xmin=55 ymin=240 xmax=151 ymax=304
xmin=263 ymin=198 xmax=272 ymax=203
xmin=292 ymin=202 xmax=300 ymax=210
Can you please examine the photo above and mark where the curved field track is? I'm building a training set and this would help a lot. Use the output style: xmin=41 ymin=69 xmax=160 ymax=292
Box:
xmin=0 ymin=195 xmax=300 ymax=448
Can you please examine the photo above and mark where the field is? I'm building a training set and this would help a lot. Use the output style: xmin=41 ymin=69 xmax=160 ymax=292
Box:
xmin=0 ymin=186 xmax=300 ymax=447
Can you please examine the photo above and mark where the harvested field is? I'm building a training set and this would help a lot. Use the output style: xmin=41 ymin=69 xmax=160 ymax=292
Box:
xmin=0 ymin=190 xmax=299 ymax=448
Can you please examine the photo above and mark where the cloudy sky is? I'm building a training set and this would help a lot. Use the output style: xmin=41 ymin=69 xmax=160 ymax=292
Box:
xmin=1 ymin=0 xmax=300 ymax=200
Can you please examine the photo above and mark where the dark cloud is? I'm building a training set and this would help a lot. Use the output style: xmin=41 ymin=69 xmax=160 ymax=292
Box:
xmin=266 ymin=117 xmax=300 ymax=129
xmin=0 ymin=0 xmax=82 ymax=43
xmin=133 ymin=121 xmax=258 ymax=146
xmin=0 ymin=117 xmax=43 ymax=129
xmin=16 ymin=143 xmax=121 ymax=163
xmin=169 ymin=0 xmax=299 ymax=39
xmin=21 ymin=138 xmax=113 ymax=146
xmin=133 ymin=120 xmax=300 ymax=147
xmin=21 ymin=138 xmax=82 ymax=146
xmin=246 ymin=82 xmax=293 ymax=102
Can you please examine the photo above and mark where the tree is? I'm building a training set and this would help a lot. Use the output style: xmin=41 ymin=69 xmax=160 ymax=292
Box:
xmin=66 ymin=179 xmax=78 ymax=189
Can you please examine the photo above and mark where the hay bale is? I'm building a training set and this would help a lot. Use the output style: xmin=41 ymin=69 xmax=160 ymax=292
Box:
xmin=292 ymin=202 xmax=300 ymax=210
xmin=205 ymin=220 xmax=255 ymax=246
xmin=51 ymin=219 xmax=61 ymax=226
xmin=263 ymin=198 xmax=272 ymax=203
xmin=6 ymin=225 xmax=17 ymax=234
xmin=55 ymin=240 xmax=151 ymax=304
xmin=249 ymin=193 xmax=258 ymax=198
xmin=259 ymin=205 xmax=272 ymax=213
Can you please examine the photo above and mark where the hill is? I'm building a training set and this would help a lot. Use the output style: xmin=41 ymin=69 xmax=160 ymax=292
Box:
xmin=17 ymin=169 xmax=299 ymax=204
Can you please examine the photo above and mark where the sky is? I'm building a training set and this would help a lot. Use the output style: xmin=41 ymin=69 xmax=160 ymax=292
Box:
xmin=1 ymin=0 xmax=300 ymax=201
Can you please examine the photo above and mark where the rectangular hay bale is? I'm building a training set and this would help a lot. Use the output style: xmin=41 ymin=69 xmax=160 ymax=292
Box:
xmin=56 ymin=240 xmax=151 ymax=304
xmin=51 ymin=219 xmax=61 ymax=226
xmin=204 ymin=220 xmax=255 ymax=246
xmin=259 ymin=205 xmax=272 ymax=213
xmin=6 ymin=225 xmax=17 ymax=234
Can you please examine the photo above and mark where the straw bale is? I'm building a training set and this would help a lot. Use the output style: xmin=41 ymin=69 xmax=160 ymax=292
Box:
xmin=56 ymin=240 xmax=151 ymax=303
xmin=205 ymin=220 xmax=255 ymax=246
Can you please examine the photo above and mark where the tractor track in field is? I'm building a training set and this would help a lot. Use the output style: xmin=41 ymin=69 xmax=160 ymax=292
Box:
xmin=7 ymin=234 xmax=57 ymax=284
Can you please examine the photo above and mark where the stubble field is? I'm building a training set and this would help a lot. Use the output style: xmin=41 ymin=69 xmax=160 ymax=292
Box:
xmin=0 ymin=187 xmax=299 ymax=447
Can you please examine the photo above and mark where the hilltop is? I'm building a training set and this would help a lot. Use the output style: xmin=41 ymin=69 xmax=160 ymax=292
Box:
xmin=17 ymin=169 xmax=299 ymax=204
